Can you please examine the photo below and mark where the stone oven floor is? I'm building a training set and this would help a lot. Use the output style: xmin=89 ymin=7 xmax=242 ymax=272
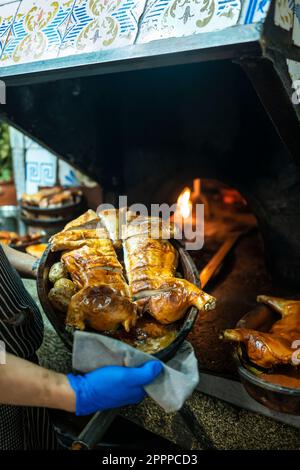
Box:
xmin=22 ymin=227 xmax=300 ymax=449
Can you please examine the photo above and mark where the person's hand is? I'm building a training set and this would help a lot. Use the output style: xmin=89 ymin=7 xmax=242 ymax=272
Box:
xmin=67 ymin=361 xmax=163 ymax=416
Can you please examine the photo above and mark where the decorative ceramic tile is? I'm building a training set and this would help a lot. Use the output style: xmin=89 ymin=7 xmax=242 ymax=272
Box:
xmin=287 ymin=58 xmax=300 ymax=104
xmin=1 ymin=0 xmax=76 ymax=65
xmin=25 ymin=143 xmax=57 ymax=194
xmin=58 ymin=0 xmax=147 ymax=56
xmin=0 ymin=1 xmax=20 ymax=60
xmin=274 ymin=0 xmax=294 ymax=30
xmin=238 ymin=0 xmax=271 ymax=24
xmin=59 ymin=159 xmax=80 ymax=186
xmin=137 ymin=0 xmax=241 ymax=43
xmin=293 ymin=0 xmax=300 ymax=45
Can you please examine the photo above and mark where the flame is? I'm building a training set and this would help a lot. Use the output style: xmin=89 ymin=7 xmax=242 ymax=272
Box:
xmin=177 ymin=187 xmax=192 ymax=219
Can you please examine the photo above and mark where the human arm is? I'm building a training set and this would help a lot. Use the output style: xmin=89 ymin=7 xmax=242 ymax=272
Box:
xmin=0 ymin=353 xmax=76 ymax=411
xmin=0 ymin=353 xmax=162 ymax=415
xmin=1 ymin=244 xmax=38 ymax=278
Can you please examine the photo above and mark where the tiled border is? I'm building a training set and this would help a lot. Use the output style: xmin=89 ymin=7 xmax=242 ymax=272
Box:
xmin=0 ymin=0 xmax=275 ymax=66
xmin=1 ymin=0 xmax=76 ymax=65
xmin=0 ymin=1 xmax=21 ymax=61
xmin=274 ymin=0 xmax=294 ymax=31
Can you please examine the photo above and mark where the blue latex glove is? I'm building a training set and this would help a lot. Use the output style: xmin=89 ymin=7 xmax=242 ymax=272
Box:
xmin=67 ymin=360 xmax=163 ymax=416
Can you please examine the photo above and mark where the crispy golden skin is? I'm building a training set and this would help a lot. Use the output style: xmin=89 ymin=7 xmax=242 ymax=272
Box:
xmin=53 ymin=209 xmax=215 ymax=330
xmin=122 ymin=216 xmax=180 ymax=241
xmin=62 ymin=239 xmax=122 ymax=289
xmin=105 ymin=210 xmax=217 ymax=324
xmin=50 ymin=209 xmax=108 ymax=252
xmin=99 ymin=210 xmax=180 ymax=247
xmin=124 ymin=235 xmax=216 ymax=324
xmin=66 ymin=285 xmax=137 ymax=332
xmin=223 ymin=295 xmax=300 ymax=368
xmin=63 ymin=209 xmax=99 ymax=231
xmin=137 ymin=278 xmax=216 ymax=324
xmin=56 ymin=224 xmax=136 ymax=332
xmin=50 ymin=228 xmax=108 ymax=252
xmin=98 ymin=209 xmax=123 ymax=249
xmin=48 ymin=211 xmax=137 ymax=332
xmin=124 ymin=236 xmax=178 ymax=295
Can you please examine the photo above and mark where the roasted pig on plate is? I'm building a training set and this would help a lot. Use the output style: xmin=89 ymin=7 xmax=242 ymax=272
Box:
xmin=223 ymin=295 xmax=300 ymax=369
xmin=22 ymin=186 xmax=61 ymax=206
xmin=47 ymin=209 xmax=215 ymax=343
xmin=22 ymin=186 xmax=82 ymax=208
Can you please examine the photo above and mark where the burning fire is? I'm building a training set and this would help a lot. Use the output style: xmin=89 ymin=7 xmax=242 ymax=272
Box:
xmin=177 ymin=187 xmax=192 ymax=219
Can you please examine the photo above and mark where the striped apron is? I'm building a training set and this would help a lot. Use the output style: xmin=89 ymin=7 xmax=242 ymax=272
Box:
xmin=0 ymin=245 xmax=57 ymax=449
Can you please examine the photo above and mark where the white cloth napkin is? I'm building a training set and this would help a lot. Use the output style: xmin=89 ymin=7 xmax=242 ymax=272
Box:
xmin=72 ymin=331 xmax=199 ymax=413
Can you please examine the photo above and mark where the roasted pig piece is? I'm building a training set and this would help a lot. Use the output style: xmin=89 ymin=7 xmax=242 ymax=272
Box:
xmin=99 ymin=210 xmax=179 ymax=246
xmin=123 ymin=235 xmax=216 ymax=324
xmin=50 ymin=227 xmax=108 ymax=252
xmin=49 ymin=210 xmax=108 ymax=251
xmin=63 ymin=209 xmax=99 ymax=231
xmin=46 ymin=188 xmax=82 ymax=206
xmin=47 ymin=189 xmax=73 ymax=206
xmin=223 ymin=295 xmax=300 ymax=368
xmin=98 ymin=208 xmax=137 ymax=248
xmin=62 ymin=238 xmax=137 ymax=332
xmin=66 ymin=285 xmax=137 ymax=332
xmin=100 ymin=210 xmax=216 ymax=323
xmin=98 ymin=208 xmax=122 ymax=248
xmin=21 ymin=186 xmax=61 ymax=206
xmin=62 ymin=239 xmax=123 ymax=289
xmin=0 ymin=231 xmax=18 ymax=242
xmin=122 ymin=215 xmax=180 ymax=240
xmin=94 ymin=209 xmax=215 ymax=324
xmin=137 ymin=279 xmax=216 ymax=324
xmin=124 ymin=237 xmax=178 ymax=295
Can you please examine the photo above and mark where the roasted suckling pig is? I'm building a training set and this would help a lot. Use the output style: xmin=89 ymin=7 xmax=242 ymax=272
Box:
xmin=22 ymin=186 xmax=61 ymax=206
xmin=223 ymin=295 xmax=300 ymax=369
xmin=49 ymin=211 xmax=137 ymax=332
xmin=22 ymin=186 xmax=82 ymax=208
xmin=99 ymin=211 xmax=216 ymax=324
xmin=47 ymin=208 xmax=216 ymax=337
